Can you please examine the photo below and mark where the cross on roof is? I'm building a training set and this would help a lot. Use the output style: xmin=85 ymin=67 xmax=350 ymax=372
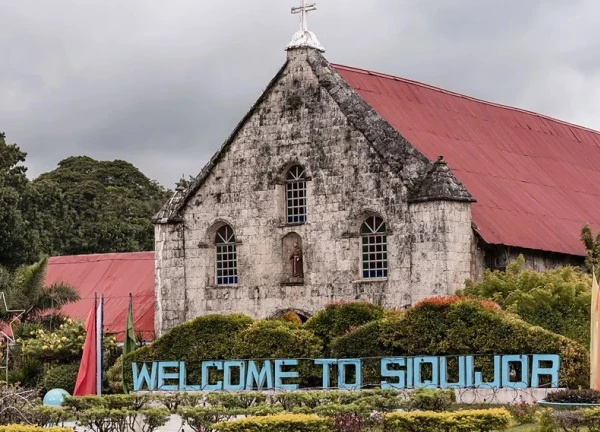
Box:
xmin=286 ymin=0 xmax=325 ymax=52
xmin=291 ymin=0 xmax=317 ymax=33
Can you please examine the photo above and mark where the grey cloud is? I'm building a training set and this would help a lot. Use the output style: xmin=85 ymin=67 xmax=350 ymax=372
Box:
xmin=1 ymin=0 xmax=600 ymax=187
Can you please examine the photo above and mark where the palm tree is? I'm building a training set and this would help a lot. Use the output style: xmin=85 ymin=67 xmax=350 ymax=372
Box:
xmin=0 ymin=257 xmax=80 ymax=324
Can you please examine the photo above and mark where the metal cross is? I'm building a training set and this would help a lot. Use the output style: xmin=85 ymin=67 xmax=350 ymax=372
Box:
xmin=291 ymin=0 xmax=317 ymax=33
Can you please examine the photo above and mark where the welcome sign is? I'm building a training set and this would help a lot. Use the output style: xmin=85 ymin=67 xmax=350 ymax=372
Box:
xmin=132 ymin=354 xmax=560 ymax=392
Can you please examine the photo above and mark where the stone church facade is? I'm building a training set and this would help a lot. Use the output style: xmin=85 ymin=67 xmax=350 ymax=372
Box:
xmin=152 ymin=48 xmax=475 ymax=335
xmin=153 ymin=29 xmax=593 ymax=336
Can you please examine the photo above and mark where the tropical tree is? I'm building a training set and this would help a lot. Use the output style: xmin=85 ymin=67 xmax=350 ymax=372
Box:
xmin=0 ymin=258 xmax=79 ymax=324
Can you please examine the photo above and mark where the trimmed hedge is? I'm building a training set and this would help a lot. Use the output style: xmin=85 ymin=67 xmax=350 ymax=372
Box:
xmin=213 ymin=413 xmax=333 ymax=432
xmin=42 ymin=363 xmax=79 ymax=394
xmin=126 ymin=313 xmax=253 ymax=363
xmin=0 ymin=428 xmax=71 ymax=432
xmin=384 ymin=408 xmax=511 ymax=432
xmin=331 ymin=297 xmax=589 ymax=388
xmin=304 ymin=301 xmax=384 ymax=354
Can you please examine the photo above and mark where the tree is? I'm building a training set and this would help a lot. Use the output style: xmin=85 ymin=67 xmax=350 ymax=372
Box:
xmin=581 ymin=224 xmax=600 ymax=272
xmin=458 ymin=255 xmax=591 ymax=347
xmin=0 ymin=257 xmax=80 ymax=324
xmin=35 ymin=156 xmax=167 ymax=255
xmin=0 ymin=133 xmax=40 ymax=268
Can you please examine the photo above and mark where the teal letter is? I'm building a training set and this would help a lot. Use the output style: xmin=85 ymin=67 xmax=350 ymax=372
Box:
xmin=132 ymin=362 xmax=157 ymax=391
xmin=338 ymin=359 xmax=362 ymax=390
xmin=246 ymin=360 xmax=274 ymax=391
xmin=502 ymin=355 xmax=528 ymax=389
xmin=223 ymin=360 xmax=246 ymax=392
xmin=157 ymin=361 xmax=179 ymax=391
xmin=465 ymin=356 xmax=475 ymax=387
xmin=531 ymin=355 xmax=560 ymax=388
xmin=440 ymin=356 xmax=466 ymax=389
xmin=274 ymin=359 xmax=299 ymax=391
xmin=202 ymin=361 xmax=223 ymax=391
xmin=314 ymin=359 xmax=337 ymax=389
xmin=179 ymin=361 xmax=201 ymax=391
xmin=414 ymin=356 xmax=439 ymax=388
xmin=381 ymin=357 xmax=406 ymax=389
xmin=474 ymin=356 xmax=501 ymax=388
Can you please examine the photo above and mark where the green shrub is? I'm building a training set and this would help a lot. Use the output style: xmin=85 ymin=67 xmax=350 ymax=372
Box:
xmin=206 ymin=392 xmax=267 ymax=409
xmin=234 ymin=320 xmax=323 ymax=387
xmin=331 ymin=297 xmax=589 ymax=388
xmin=304 ymin=301 xmax=384 ymax=354
xmin=0 ymin=427 xmax=71 ymax=432
xmin=42 ymin=363 xmax=79 ymax=394
xmin=27 ymin=406 xmax=72 ymax=427
xmin=544 ymin=388 xmax=600 ymax=404
xmin=407 ymin=388 xmax=455 ymax=412
xmin=179 ymin=407 xmax=242 ymax=432
xmin=106 ymin=355 xmax=123 ymax=394
xmin=384 ymin=408 xmax=510 ymax=432
xmin=213 ymin=413 xmax=333 ymax=432
xmin=459 ymin=255 xmax=592 ymax=347
xmin=124 ymin=314 xmax=254 ymax=388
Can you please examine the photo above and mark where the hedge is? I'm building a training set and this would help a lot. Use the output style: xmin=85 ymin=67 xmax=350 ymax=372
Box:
xmin=384 ymin=408 xmax=511 ymax=432
xmin=42 ymin=363 xmax=80 ymax=394
xmin=331 ymin=297 xmax=589 ymax=388
xmin=123 ymin=314 xmax=254 ymax=388
xmin=213 ymin=413 xmax=333 ymax=432
xmin=0 ymin=427 xmax=71 ymax=432
xmin=304 ymin=301 xmax=384 ymax=354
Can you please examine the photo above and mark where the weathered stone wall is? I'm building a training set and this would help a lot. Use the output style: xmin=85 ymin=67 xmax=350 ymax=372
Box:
xmin=154 ymin=223 xmax=187 ymax=333
xmin=154 ymin=48 xmax=475 ymax=335
xmin=409 ymin=201 xmax=472 ymax=302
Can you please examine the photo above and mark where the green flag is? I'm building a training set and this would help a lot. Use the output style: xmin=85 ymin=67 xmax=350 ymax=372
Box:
xmin=122 ymin=294 xmax=136 ymax=393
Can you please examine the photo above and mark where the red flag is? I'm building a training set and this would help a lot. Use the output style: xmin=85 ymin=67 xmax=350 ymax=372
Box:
xmin=73 ymin=304 xmax=97 ymax=396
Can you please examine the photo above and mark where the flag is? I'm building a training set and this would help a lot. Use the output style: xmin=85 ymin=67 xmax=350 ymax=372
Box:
xmin=122 ymin=294 xmax=136 ymax=393
xmin=591 ymin=271 xmax=600 ymax=389
xmin=73 ymin=300 xmax=97 ymax=396
xmin=96 ymin=294 xmax=104 ymax=395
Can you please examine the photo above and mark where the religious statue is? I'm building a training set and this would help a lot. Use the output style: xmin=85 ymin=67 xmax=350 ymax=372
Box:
xmin=290 ymin=242 xmax=304 ymax=279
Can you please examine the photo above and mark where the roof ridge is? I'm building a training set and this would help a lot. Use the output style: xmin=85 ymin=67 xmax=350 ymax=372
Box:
xmin=331 ymin=63 xmax=600 ymax=136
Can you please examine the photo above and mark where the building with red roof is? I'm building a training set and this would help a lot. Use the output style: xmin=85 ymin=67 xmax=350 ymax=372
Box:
xmin=149 ymin=20 xmax=597 ymax=334
xmin=45 ymin=252 xmax=155 ymax=342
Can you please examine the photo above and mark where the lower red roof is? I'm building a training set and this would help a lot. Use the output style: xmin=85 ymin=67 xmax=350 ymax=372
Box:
xmin=45 ymin=252 xmax=155 ymax=342
xmin=334 ymin=64 xmax=600 ymax=256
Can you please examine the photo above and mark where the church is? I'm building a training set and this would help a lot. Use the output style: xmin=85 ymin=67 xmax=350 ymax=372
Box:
xmin=152 ymin=2 xmax=600 ymax=336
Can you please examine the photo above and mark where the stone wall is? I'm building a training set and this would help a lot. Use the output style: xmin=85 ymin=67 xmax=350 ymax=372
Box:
xmin=409 ymin=201 xmax=472 ymax=302
xmin=154 ymin=48 xmax=474 ymax=335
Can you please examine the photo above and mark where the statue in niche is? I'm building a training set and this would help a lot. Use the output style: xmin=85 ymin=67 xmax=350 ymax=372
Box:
xmin=289 ymin=242 xmax=304 ymax=279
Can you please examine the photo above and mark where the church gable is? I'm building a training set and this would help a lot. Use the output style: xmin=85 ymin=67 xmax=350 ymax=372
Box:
xmin=153 ymin=46 xmax=473 ymax=332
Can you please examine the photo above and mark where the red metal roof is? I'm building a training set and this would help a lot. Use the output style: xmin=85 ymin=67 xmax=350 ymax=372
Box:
xmin=45 ymin=252 xmax=155 ymax=341
xmin=334 ymin=64 xmax=600 ymax=256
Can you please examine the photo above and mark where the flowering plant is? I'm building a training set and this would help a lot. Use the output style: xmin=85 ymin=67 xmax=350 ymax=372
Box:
xmin=19 ymin=318 xmax=115 ymax=364
xmin=507 ymin=396 xmax=539 ymax=425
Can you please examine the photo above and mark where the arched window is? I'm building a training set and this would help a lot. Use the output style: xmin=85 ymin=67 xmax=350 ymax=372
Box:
xmin=215 ymin=225 xmax=238 ymax=285
xmin=286 ymin=165 xmax=307 ymax=224
xmin=361 ymin=216 xmax=388 ymax=279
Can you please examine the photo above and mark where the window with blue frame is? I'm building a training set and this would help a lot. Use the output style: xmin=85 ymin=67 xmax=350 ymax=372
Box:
xmin=361 ymin=216 xmax=388 ymax=279
xmin=286 ymin=165 xmax=307 ymax=224
xmin=215 ymin=225 xmax=238 ymax=285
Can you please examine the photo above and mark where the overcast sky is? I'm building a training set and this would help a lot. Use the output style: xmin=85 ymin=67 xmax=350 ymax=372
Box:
xmin=2 ymin=0 xmax=600 ymax=187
